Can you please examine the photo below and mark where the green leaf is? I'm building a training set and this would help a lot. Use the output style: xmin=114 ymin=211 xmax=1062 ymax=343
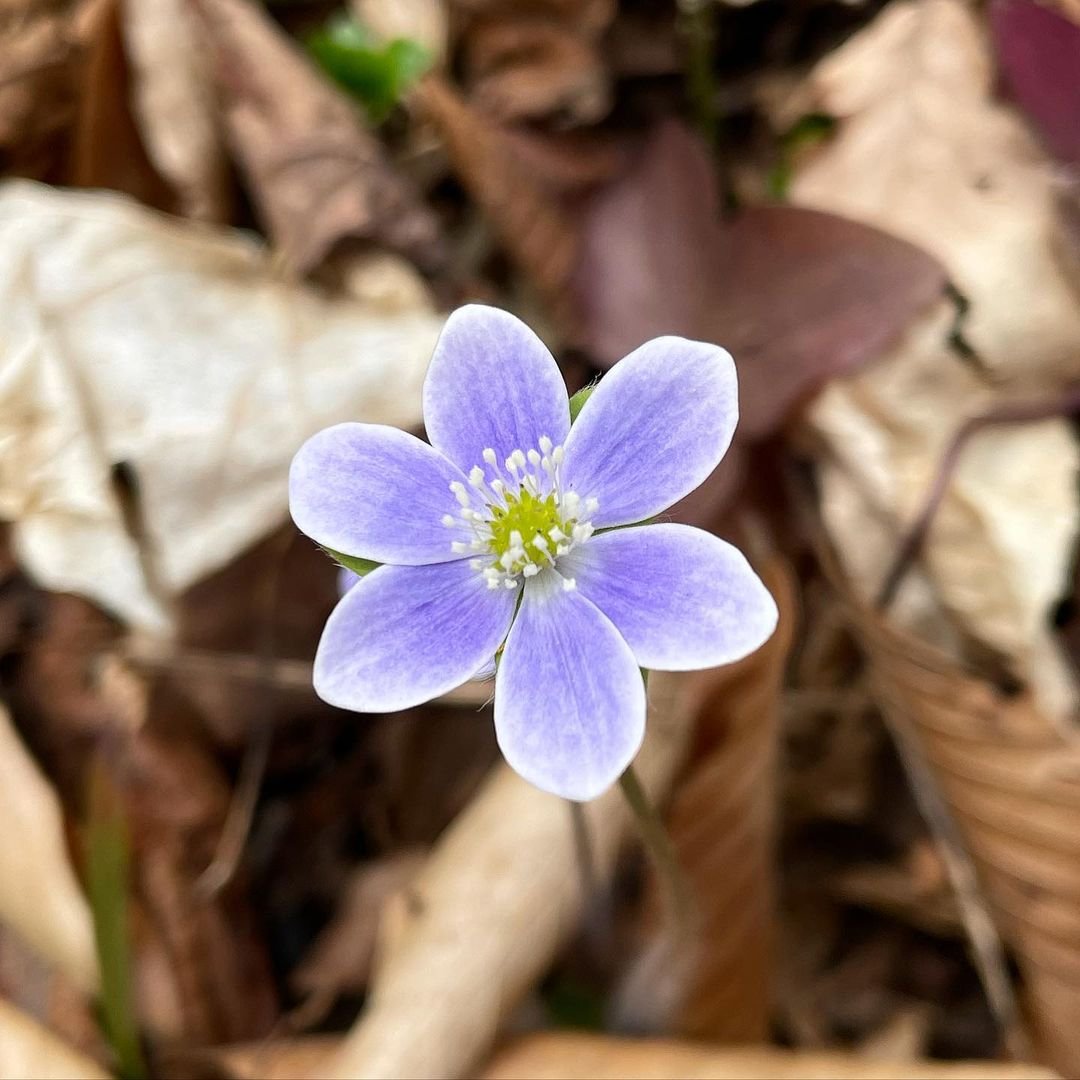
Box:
xmin=323 ymin=546 xmax=381 ymax=577
xmin=568 ymin=384 xmax=596 ymax=423
xmin=307 ymin=12 xmax=432 ymax=123
xmin=84 ymin=762 xmax=147 ymax=1080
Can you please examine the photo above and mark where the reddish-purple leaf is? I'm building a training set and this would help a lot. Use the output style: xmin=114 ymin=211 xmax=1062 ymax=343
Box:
xmin=991 ymin=0 xmax=1080 ymax=166
xmin=574 ymin=120 xmax=948 ymax=440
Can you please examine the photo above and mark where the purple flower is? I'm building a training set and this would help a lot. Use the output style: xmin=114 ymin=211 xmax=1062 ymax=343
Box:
xmin=290 ymin=305 xmax=777 ymax=801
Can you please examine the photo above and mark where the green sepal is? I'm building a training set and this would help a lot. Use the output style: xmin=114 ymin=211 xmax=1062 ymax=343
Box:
xmin=323 ymin=546 xmax=381 ymax=577
xmin=568 ymin=384 xmax=596 ymax=423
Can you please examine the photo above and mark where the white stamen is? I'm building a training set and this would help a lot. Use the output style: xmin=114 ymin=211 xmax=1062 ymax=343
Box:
xmin=447 ymin=438 xmax=597 ymax=590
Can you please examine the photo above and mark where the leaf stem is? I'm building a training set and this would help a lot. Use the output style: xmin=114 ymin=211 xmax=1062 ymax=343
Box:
xmin=617 ymin=763 xmax=693 ymax=936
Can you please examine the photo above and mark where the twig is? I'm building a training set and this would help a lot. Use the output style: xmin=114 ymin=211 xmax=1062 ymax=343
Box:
xmin=197 ymin=531 xmax=293 ymax=897
xmin=120 ymin=639 xmax=495 ymax=709
xmin=877 ymin=384 xmax=1080 ymax=610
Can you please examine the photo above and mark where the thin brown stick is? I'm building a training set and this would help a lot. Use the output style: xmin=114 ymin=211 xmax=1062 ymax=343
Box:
xmin=877 ymin=384 xmax=1080 ymax=610
xmin=120 ymin=639 xmax=495 ymax=709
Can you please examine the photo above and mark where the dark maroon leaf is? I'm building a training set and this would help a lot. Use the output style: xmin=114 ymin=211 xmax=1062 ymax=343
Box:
xmin=991 ymin=0 xmax=1080 ymax=166
xmin=574 ymin=120 xmax=948 ymax=440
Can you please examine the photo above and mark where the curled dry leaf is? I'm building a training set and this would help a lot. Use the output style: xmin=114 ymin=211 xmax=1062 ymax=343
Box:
xmin=0 ymin=998 xmax=108 ymax=1080
xmin=0 ymin=180 xmax=444 ymax=632
xmin=0 ymin=702 xmax=98 ymax=995
xmin=191 ymin=0 xmax=442 ymax=274
xmin=461 ymin=4 xmax=613 ymax=126
xmin=322 ymin=669 xmax=717 ymax=1080
xmin=787 ymin=0 xmax=1080 ymax=386
xmin=412 ymin=75 xmax=589 ymax=331
xmin=121 ymin=0 xmax=231 ymax=221
xmin=614 ymin=559 xmax=795 ymax=1043
xmin=481 ymin=1032 xmax=1057 ymax=1080
xmin=841 ymin=582 xmax=1080 ymax=1079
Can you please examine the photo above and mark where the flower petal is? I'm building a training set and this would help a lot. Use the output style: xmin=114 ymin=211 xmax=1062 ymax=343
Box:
xmin=559 ymin=523 xmax=777 ymax=670
xmin=423 ymin=305 xmax=571 ymax=472
xmin=290 ymin=423 xmax=468 ymax=565
xmin=314 ymin=560 xmax=517 ymax=712
xmin=494 ymin=571 xmax=646 ymax=801
xmin=560 ymin=337 xmax=737 ymax=528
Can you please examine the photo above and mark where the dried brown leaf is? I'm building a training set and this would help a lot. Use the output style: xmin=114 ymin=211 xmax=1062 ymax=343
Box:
xmin=844 ymin=581 xmax=1080 ymax=1077
xmin=412 ymin=75 xmax=587 ymax=330
xmin=481 ymin=1032 xmax=1056 ymax=1080
xmin=614 ymin=559 xmax=795 ymax=1042
xmin=462 ymin=9 xmax=611 ymax=125
xmin=122 ymin=0 xmax=231 ymax=221
xmin=321 ymin=670 xmax=719 ymax=1080
xmin=117 ymin=727 xmax=280 ymax=1043
xmin=68 ymin=0 xmax=175 ymax=207
xmin=0 ymin=0 xmax=90 ymax=177
xmin=191 ymin=0 xmax=442 ymax=274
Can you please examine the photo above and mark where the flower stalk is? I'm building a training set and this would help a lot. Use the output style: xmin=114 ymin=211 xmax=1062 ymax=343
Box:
xmin=617 ymin=761 xmax=693 ymax=935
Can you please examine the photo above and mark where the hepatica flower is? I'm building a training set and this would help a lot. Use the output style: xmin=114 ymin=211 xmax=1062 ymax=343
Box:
xmin=290 ymin=305 xmax=777 ymax=801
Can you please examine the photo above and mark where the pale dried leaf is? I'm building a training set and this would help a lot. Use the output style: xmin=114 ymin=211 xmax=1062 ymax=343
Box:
xmin=0 ymin=180 xmax=444 ymax=632
xmin=200 ymin=1036 xmax=340 ymax=1080
xmin=351 ymin=0 xmax=448 ymax=65
xmin=192 ymin=0 xmax=442 ymax=274
xmin=788 ymin=0 xmax=1080 ymax=386
xmin=0 ymin=703 xmax=98 ymax=995
xmin=323 ymin=670 xmax=718 ymax=1080
xmin=808 ymin=299 xmax=1079 ymax=721
xmin=0 ymin=999 xmax=108 ymax=1080
xmin=481 ymin=1033 xmax=1056 ymax=1080
xmin=122 ymin=0 xmax=230 ymax=221
xmin=292 ymin=850 xmax=426 ymax=999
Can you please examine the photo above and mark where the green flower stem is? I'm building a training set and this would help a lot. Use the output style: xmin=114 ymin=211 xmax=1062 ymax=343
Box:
xmin=617 ymin=763 xmax=693 ymax=936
